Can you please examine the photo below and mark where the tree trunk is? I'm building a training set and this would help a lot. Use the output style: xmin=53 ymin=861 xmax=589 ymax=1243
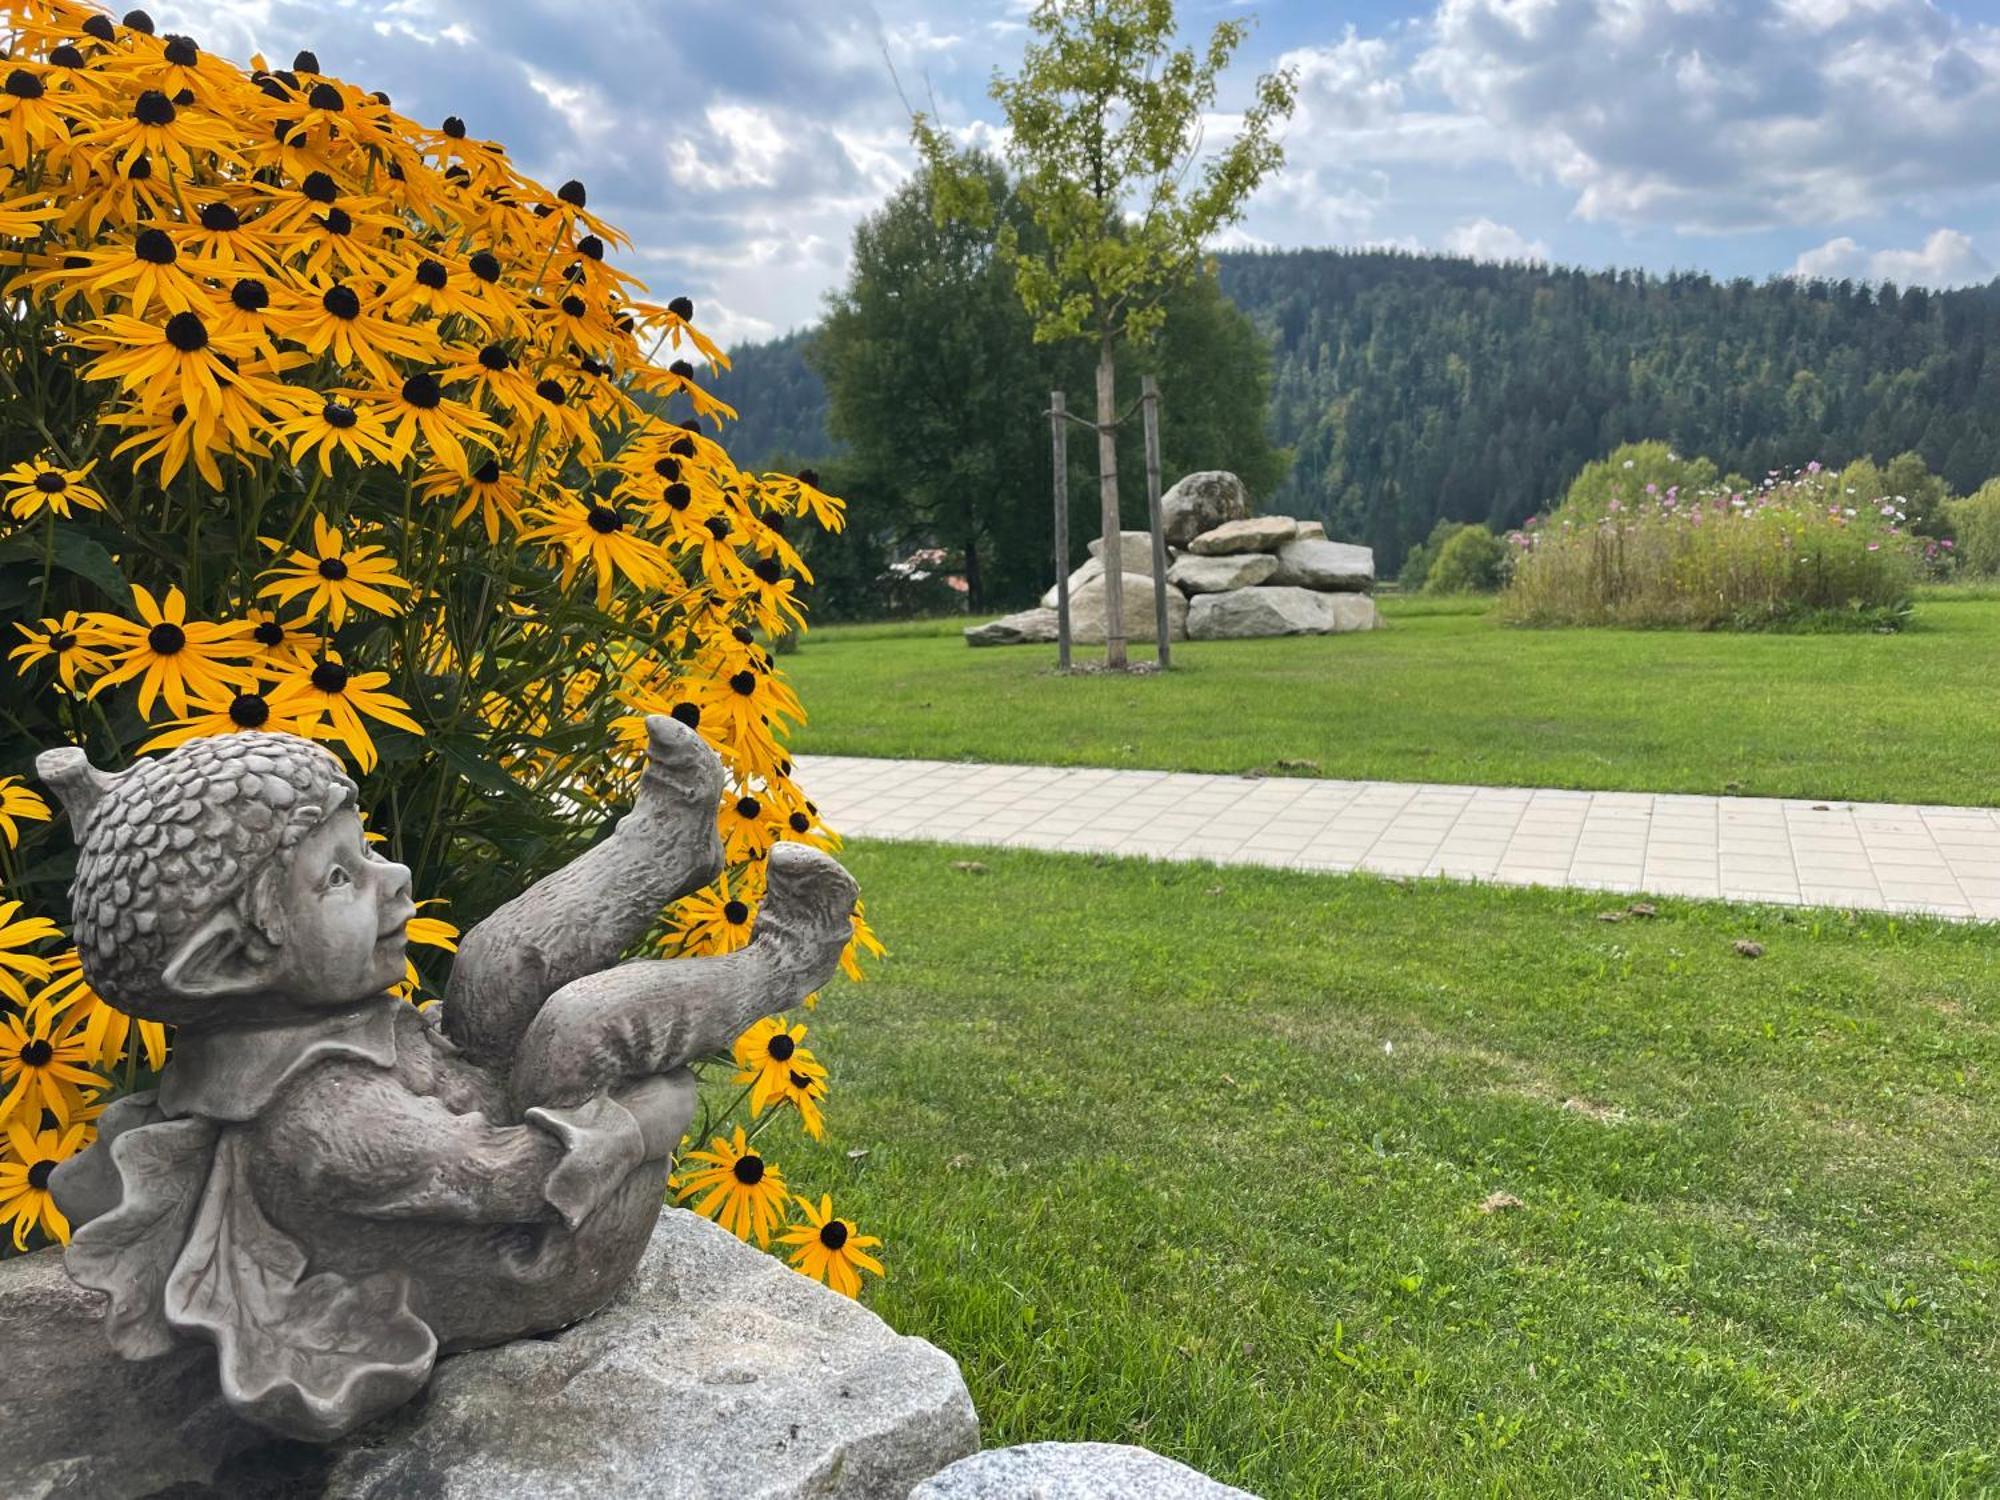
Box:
xmin=1095 ymin=331 xmax=1125 ymax=668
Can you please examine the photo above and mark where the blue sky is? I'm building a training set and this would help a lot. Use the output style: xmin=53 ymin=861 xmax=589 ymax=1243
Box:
xmin=161 ymin=1 xmax=2000 ymax=344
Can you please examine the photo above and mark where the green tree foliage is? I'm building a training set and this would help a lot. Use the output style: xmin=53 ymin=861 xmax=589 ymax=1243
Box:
xmin=806 ymin=156 xmax=1288 ymax=612
xmin=1947 ymin=481 xmax=2000 ymax=578
xmin=914 ymin=0 xmax=1295 ymax=664
xmin=1560 ymin=442 xmax=1721 ymax=521
xmin=1426 ymin=525 xmax=1508 ymax=594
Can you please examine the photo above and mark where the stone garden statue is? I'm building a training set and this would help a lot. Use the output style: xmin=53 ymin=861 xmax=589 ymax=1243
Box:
xmin=34 ymin=717 xmax=859 ymax=1443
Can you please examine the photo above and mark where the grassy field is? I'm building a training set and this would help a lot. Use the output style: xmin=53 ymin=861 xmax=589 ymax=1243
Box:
xmin=783 ymin=590 xmax=2000 ymax=806
xmin=781 ymin=841 xmax=2000 ymax=1497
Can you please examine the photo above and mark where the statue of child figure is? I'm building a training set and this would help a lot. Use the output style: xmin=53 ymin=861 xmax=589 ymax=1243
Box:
xmin=38 ymin=716 xmax=858 ymax=1442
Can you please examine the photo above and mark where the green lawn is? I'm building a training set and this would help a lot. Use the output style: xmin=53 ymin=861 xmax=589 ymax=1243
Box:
xmin=784 ymin=590 xmax=2000 ymax=806
xmin=784 ymin=841 xmax=2000 ymax=1498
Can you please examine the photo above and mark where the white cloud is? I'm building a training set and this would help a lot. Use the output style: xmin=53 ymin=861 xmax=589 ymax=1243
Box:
xmin=1443 ymin=217 xmax=1550 ymax=263
xmin=1417 ymin=0 xmax=2000 ymax=233
xmin=1791 ymin=228 xmax=1994 ymax=286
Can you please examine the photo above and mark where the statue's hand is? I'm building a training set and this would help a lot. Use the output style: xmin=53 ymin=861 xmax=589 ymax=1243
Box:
xmin=635 ymin=713 xmax=724 ymax=820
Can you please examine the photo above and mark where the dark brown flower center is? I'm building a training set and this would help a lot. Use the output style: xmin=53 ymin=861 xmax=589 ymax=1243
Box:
xmin=318 ymin=556 xmax=349 ymax=580
xmin=731 ymin=1153 xmax=764 ymax=1185
xmin=311 ymin=662 xmax=349 ymax=693
xmin=722 ymin=899 xmax=749 ymax=925
xmin=228 ymin=692 xmax=270 ymax=727
xmin=586 ymin=506 xmax=622 ymax=535
xmin=26 ymin=1159 xmax=56 ymax=1190
xmin=147 ymin=621 xmax=185 ymax=655
xmin=164 ymin=311 xmax=208 ymax=352
xmin=817 ymin=1219 xmax=849 ymax=1251
xmin=34 ymin=471 xmax=66 ymax=493
xmin=766 ymin=1033 xmax=795 ymax=1062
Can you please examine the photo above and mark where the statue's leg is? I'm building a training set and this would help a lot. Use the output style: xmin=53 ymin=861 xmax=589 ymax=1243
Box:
xmin=508 ymin=843 xmax=858 ymax=1114
xmin=442 ymin=715 xmax=726 ymax=1071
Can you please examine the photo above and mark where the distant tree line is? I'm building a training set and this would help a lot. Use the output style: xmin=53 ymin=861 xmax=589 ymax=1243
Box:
xmin=716 ymin=247 xmax=2000 ymax=588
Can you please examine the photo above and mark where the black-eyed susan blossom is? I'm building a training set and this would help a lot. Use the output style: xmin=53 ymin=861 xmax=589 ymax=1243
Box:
xmin=778 ymin=1195 xmax=883 ymax=1298
xmin=0 ymin=1115 xmax=91 ymax=1249
xmin=1 ymin=455 xmax=106 ymax=521
xmin=257 ymin=516 xmax=412 ymax=628
xmin=85 ymin=584 xmax=255 ymax=720
xmin=9 ymin=611 xmax=110 ymax=693
xmin=264 ymin=654 xmax=423 ymax=773
xmin=734 ymin=1016 xmax=828 ymax=1140
xmin=0 ymin=1004 xmax=101 ymax=1125
xmin=674 ymin=1128 xmax=790 ymax=1246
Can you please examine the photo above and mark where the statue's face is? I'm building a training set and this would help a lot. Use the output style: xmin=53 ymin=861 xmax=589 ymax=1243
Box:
xmin=269 ymin=810 xmax=416 ymax=1006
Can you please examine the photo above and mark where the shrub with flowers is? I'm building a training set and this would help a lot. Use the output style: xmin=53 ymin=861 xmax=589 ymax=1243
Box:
xmin=1500 ymin=460 xmax=1917 ymax=630
xmin=0 ymin=1 xmax=883 ymax=1294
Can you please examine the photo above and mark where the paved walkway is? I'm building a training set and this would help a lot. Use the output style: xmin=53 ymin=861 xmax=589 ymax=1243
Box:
xmin=798 ymin=756 xmax=2000 ymax=922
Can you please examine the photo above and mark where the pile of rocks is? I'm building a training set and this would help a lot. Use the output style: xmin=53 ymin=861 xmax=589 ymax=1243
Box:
xmin=966 ymin=471 xmax=1378 ymax=647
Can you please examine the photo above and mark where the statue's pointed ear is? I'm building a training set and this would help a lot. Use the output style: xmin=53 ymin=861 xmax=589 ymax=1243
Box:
xmin=160 ymin=908 xmax=273 ymax=1000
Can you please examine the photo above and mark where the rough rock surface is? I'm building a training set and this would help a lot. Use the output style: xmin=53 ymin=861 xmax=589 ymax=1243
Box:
xmin=1086 ymin=529 xmax=1167 ymax=573
xmin=1186 ymin=516 xmax=1297 ymax=556
xmin=966 ymin=608 xmax=1061 ymax=647
xmin=1295 ymin=519 xmax=1327 ymax=541
xmin=1267 ymin=538 xmax=1375 ymax=592
xmin=1068 ymin=571 xmax=1188 ymax=643
xmin=913 ymin=1442 xmax=1260 ymax=1498
xmin=1168 ymin=552 xmax=1279 ymax=595
xmin=0 ymin=1209 xmax=978 ymax=1500
xmin=1161 ymin=471 xmax=1251 ymax=547
xmin=1188 ymin=587 xmax=1379 ymax=639
xmin=1041 ymin=541 xmax=1165 ymax=609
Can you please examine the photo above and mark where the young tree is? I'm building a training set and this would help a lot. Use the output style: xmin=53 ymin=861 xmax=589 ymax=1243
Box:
xmin=917 ymin=0 xmax=1295 ymax=667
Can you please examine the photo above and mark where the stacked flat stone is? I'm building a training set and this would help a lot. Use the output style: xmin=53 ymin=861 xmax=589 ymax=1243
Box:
xmin=966 ymin=470 xmax=1377 ymax=646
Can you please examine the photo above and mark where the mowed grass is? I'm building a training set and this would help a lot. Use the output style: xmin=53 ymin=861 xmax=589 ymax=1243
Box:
xmin=784 ymin=841 xmax=2000 ymax=1497
xmin=783 ymin=590 xmax=2000 ymax=806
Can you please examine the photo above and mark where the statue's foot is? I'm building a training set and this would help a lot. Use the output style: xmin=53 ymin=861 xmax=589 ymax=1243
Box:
xmin=750 ymin=843 xmax=861 ymax=999
xmin=636 ymin=712 xmax=726 ymax=817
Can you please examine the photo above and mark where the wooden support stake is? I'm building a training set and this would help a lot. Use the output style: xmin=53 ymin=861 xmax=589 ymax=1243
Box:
xmin=1050 ymin=390 xmax=1072 ymax=671
xmin=1141 ymin=374 xmax=1170 ymax=669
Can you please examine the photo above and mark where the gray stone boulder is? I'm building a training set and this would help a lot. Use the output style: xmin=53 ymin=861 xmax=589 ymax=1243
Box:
xmin=1069 ymin=571 xmax=1188 ymax=643
xmin=1161 ymin=471 xmax=1250 ymax=547
xmin=1188 ymin=587 xmax=1380 ymax=639
xmin=1168 ymin=552 xmax=1279 ymax=595
xmin=1041 ymin=542 xmax=1165 ymax=609
xmin=966 ymin=608 xmax=1060 ymax=647
xmin=914 ymin=1442 xmax=1260 ymax=1498
xmin=0 ymin=1209 xmax=978 ymax=1500
xmin=1267 ymin=538 xmax=1375 ymax=592
xmin=1186 ymin=516 xmax=1297 ymax=556
xmin=1087 ymin=530 xmax=1166 ymax=573
xmin=1295 ymin=519 xmax=1327 ymax=541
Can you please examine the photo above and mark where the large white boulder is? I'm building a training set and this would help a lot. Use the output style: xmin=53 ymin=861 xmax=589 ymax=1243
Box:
xmin=0 ymin=1210 xmax=979 ymax=1500
xmin=1186 ymin=516 xmax=1297 ymax=556
xmin=1042 ymin=540 xmax=1165 ymax=608
xmin=1087 ymin=530 xmax=1165 ymax=572
xmin=1161 ymin=472 xmax=1250 ymax=547
xmin=1168 ymin=552 xmax=1279 ymax=595
xmin=1069 ymin=570 xmax=1188 ymax=643
xmin=1266 ymin=538 xmax=1375 ymax=592
xmin=1187 ymin=587 xmax=1379 ymax=639
xmin=914 ymin=1441 xmax=1260 ymax=1498
xmin=966 ymin=608 xmax=1060 ymax=647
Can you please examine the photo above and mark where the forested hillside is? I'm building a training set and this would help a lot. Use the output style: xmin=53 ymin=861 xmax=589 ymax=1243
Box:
xmin=714 ymin=250 xmax=2000 ymax=570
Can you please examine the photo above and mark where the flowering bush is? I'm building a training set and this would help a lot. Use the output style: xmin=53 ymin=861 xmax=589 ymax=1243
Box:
xmin=1500 ymin=463 xmax=1916 ymax=630
xmin=0 ymin=2 xmax=882 ymax=1291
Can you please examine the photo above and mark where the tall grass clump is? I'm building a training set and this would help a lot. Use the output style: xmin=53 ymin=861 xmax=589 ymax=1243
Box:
xmin=1500 ymin=466 xmax=1916 ymax=630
